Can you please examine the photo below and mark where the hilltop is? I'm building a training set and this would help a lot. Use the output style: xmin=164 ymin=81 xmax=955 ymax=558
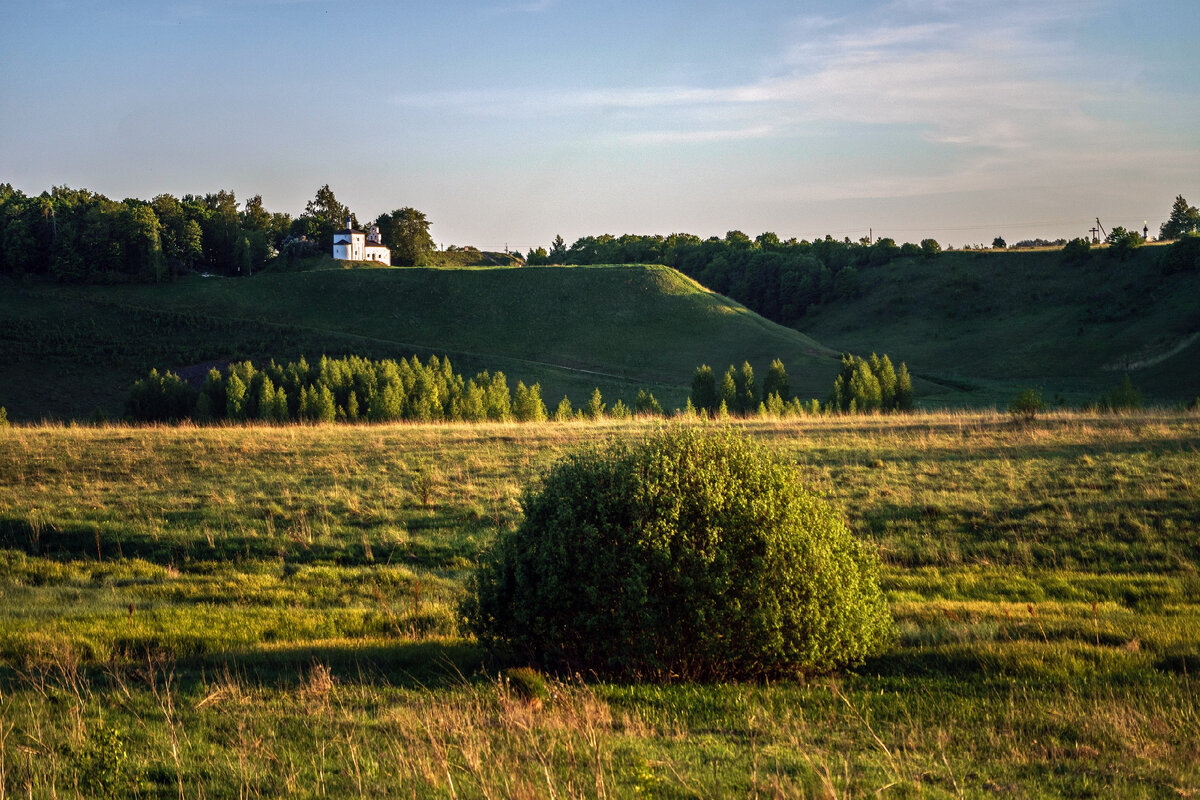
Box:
xmin=0 ymin=264 xmax=839 ymax=421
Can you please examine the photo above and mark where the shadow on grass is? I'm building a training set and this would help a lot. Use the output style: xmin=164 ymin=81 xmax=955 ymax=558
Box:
xmin=0 ymin=514 xmax=482 ymax=570
xmin=200 ymin=638 xmax=490 ymax=690
xmin=0 ymin=638 xmax=492 ymax=697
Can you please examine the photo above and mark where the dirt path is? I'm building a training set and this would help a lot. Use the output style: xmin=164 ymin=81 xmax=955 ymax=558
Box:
xmin=1104 ymin=331 xmax=1199 ymax=371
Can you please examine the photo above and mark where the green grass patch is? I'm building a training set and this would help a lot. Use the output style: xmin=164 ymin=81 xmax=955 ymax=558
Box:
xmin=800 ymin=245 xmax=1200 ymax=405
xmin=0 ymin=412 xmax=1198 ymax=796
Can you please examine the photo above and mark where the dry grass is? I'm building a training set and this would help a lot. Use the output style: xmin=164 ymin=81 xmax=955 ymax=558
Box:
xmin=1 ymin=410 xmax=1198 ymax=796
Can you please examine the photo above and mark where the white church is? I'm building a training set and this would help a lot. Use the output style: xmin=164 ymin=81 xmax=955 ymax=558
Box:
xmin=332 ymin=216 xmax=391 ymax=266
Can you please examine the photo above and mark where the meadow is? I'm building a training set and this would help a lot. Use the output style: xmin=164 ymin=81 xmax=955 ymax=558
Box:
xmin=1 ymin=411 xmax=1198 ymax=798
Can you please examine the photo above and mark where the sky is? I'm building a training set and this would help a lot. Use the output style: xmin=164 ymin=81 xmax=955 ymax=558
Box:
xmin=2 ymin=0 xmax=1198 ymax=251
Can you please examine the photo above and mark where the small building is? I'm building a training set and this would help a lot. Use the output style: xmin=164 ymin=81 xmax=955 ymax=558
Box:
xmin=332 ymin=216 xmax=391 ymax=265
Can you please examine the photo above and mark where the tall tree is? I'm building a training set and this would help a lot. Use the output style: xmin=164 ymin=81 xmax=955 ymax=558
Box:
xmin=870 ymin=353 xmax=897 ymax=410
xmin=196 ymin=190 xmax=242 ymax=273
xmin=513 ymin=381 xmax=548 ymax=422
xmin=375 ymin=207 xmax=434 ymax=266
xmin=305 ymin=184 xmax=349 ymax=228
xmin=720 ymin=367 xmax=738 ymax=413
xmin=123 ymin=203 xmax=166 ymax=281
xmin=849 ymin=362 xmax=882 ymax=412
xmin=554 ymin=396 xmax=573 ymax=421
xmin=895 ymin=363 xmax=914 ymax=410
xmin=690 ymin=365 xmax=718 ymax=414
xmin=1160 ymin=195 xmax=1200 ymax=240
xmin=301 ymin=184 xmax=351 ymax=253
xmin=736 ymin=361 xmax=757 ymax=414
xmin=241 ymin=194 xmax=272 ymax=232
xmin=763 ymin=359 xmax=789 ymax=401
xmin=585 ymin=388 xmax=605 ymax=420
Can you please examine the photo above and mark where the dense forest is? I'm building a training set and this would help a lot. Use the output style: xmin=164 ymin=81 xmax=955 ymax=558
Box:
xmin=0 ymin=184 xmax=433 ymax=282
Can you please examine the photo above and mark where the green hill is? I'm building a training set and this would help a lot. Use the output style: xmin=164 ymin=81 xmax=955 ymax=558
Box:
xmin=794 ymin=243 xmax=1200 ymax=406
xmin=7 ymin=244 xmax=1193 ymax=421
xmin=0 ymin=265 xmax=840 ymax=421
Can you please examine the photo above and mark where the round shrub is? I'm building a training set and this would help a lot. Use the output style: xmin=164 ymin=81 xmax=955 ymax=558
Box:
xmin=462 ymin=426 xmax=892 ymax=680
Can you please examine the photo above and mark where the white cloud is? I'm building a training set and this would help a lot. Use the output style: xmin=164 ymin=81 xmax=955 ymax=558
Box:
xmin=389 ymin=0 xmax=1183 ymax=204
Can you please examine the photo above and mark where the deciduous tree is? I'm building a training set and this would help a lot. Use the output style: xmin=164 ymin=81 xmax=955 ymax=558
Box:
xmin=300 ymin=184 xmax=351 ymax=253
xmin=375 ymin=207 xmax=434 ymax=266
xmin=690 ymin=365 xmax=718 ymax=414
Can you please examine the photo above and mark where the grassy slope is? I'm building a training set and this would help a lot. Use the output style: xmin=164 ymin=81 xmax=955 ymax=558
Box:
xmin=0 ymin=265 xmax=837 ymax=421
xmin=6 ymin=244 xmax=1198 ymax=421
xmin=1 ymin=414 xmax=1197 ymax=796
xmin=797 ymin=243 xmax=1200 ymax=406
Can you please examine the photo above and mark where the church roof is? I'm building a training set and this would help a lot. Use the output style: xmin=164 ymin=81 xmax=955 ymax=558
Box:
xmin=335 ymin=228 xmax=364 ymax=235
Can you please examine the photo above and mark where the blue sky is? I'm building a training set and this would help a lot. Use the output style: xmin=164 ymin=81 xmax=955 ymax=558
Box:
xmin=2 ymin=0 xmax=1197 ymax=250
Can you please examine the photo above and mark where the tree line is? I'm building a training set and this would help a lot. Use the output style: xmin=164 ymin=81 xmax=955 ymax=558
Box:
xmin=124 ymin=354 xmax=674 ymax=424
xmin=127 ymin=355 xmax=543 ymax=423
xmin=0 ymin=183 xmax=433 ymax=282
xmin=526 ymin=230 xmax=942 ymax=328
xmin=124 ymin=352 xmax=917 ymax=424
xmin=524 ymin=193 xmax=1200 ymax=331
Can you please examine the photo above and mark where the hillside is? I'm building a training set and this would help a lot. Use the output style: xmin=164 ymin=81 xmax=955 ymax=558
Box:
xmin=0 ymin=265 xmax=840 ymax=421
xmin=795 ymin=243 xmax=1200 ymax=406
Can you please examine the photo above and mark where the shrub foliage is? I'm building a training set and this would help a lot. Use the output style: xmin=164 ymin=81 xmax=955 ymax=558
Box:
xmin=463 ymin=426 xmax=892 ymax=680
xmin=1008 ymin=387 xmax=1045 ymax=423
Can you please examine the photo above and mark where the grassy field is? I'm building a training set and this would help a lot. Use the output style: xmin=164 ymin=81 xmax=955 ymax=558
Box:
xmin=0 ymin=265 xmax=840 ymax=422
xmin=1 ymin=412 xmax=1198 ymax=797
xmin=800 ymin=244 xmax=1200 ymax=407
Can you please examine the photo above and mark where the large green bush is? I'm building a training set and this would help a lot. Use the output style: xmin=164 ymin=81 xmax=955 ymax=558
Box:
xmin=463 ymin=427 xmax=892 ymax=680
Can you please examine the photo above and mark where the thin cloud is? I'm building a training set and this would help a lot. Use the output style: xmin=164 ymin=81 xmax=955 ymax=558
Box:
xmin=619 ymin=125 xmax=777 ymax=145
xmin=483 ymin=0 xmax=557 ymax=16
xmin=389 ymin=0 xmax=1157 ymax=195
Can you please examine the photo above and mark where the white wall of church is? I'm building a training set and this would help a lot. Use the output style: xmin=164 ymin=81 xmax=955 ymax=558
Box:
xmin=333 ymin=226 xmax=389 ymax=265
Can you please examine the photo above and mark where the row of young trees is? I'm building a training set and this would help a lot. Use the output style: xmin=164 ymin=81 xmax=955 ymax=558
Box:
xmin=830 ymin=353 xmax=914 ymax=413
xmin=689 ymin=359 xmax=795 ymax=417
xmin=0 ymin=183 xmax=433 ymax=282
xmin=124 ymin=354 xmax=678 ymax=424
xmin=125 ymin=353 xmax=918 ymax=425
xmin=127 ymin=355 xmax=546 ymax=423
xmin=687 ymin=354 xmax=913 ymax=418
